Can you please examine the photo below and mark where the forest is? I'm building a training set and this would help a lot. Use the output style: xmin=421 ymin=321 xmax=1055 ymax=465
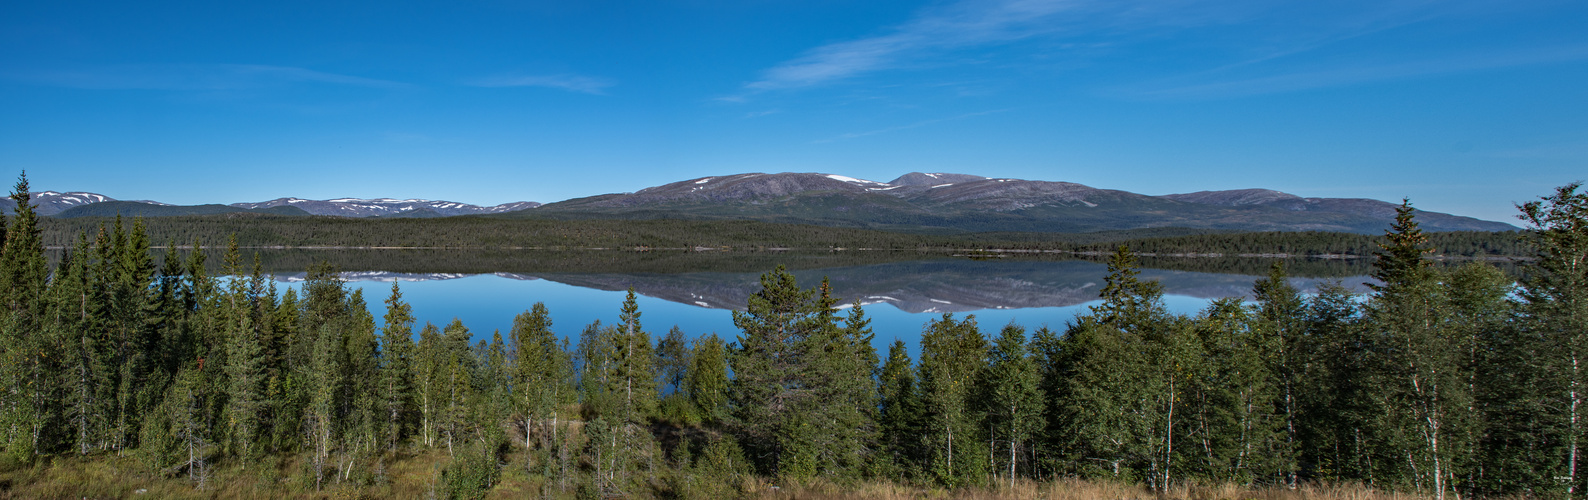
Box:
xmin=40 ymin=209 xmax=1528 ymax=259
xmin=2 ymin=176 xmax=1587 ymax=499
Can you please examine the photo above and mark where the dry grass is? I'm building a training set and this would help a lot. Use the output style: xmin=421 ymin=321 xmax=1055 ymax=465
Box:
xmin=1 ymin=454 xmax=1432 ymax=500
xmin=0 ymin=449 xmax=460 ymax=500
xmin=757 ymin=478 xmax=1429 ymax=500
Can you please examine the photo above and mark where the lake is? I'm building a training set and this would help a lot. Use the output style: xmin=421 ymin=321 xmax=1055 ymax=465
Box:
xmin=258 ymin=252 xmax=1374 ymax=358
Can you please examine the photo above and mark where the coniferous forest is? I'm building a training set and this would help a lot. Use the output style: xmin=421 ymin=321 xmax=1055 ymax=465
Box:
xmin=40 ymin=209 xmax=1528 ymax=259
xmin=3 ymin=175 xmax=1588 ymax=499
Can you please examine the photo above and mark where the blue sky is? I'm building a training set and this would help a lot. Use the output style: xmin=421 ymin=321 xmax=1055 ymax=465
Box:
xmin=2 ymin=0 xmax=1585 ymax=223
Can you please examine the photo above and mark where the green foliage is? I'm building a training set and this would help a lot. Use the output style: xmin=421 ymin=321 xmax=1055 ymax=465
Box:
xmin=1507 ymin=182 xmax=1588 ymax=497
xmin=379 ymin=281 xmax=417 ymax=452
xmin=917 ymin=313 xmax=989 ymax=487
xmin=876 ymin=340 xmax=921 ymax=479
xmin=610 ymin=289 xmax=658 ymax=421
xmin=977 ymin=324 xmax=1045 ymax=485
xmin=508 ymin=301 xmax=574 ymax=477
xmin=1251 ymin=263 xmax=1303 ymax=485
xmin=9 ymin=175 xmax=1588 ymax=498
xmin=686 ymin=334 xmax=730 ymax=424
xmin=1093 ymin=246 xmax=1167 ymax=329
xmin=728 ymin=267 xmax=878 ymax=479
xmin=439 ymin=438 xmax=504 ymax=499
xmin=41 ymin=212 xmax=1529 ymax=259
xmin=657 ymin=325 xmax=691 ymax=395
xmin=223 ymin=312 xmax=265 ymax=462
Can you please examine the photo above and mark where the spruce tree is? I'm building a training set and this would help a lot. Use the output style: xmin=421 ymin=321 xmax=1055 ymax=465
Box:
xmin=0 ymin=172 xmax=56 ymax=459
xmin=223 ymin=311 xmax=264 ymax=464
xmin=1371 ymin=200 xmax=1435 ymax=293
xmin=795 ymin=287 xmax=878 ymax=480
xmin=57 ymin=233 xmax=112 ymax=454
xmin=610 ymin=289 xmax=657 ymax=421
xmin=379 ymin=282 xmax=416 ymax=452
xmin=0 ymin=172 xmax=47 ymax=328
xmin=163 ymin=366 xmax=215 ymax=485
xmin=341 ymin=288 xmax=381 ymax=476
xmin=1366 ymin=200 xmax=1470 ymax=498
xmin=730 ymin=266 xmax=818 ymax=474
xmin=1048 ymin=247 xmax=1169 ymax=482
xmin=876 ymin=340 xmax=921 ymax=479
xmin=584 ymin=291 xmax=660 ymax=490
xmin=1094 ymin=245 xmax=1166 ymax=330
xmin=438 ymin=319 xmax=475 ymax=456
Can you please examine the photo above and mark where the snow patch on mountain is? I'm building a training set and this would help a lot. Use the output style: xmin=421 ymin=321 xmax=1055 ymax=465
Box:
xmin=825 ymin=174 xmax=886 ymax=185
xmin=230 ymin=197 xmax=541 ymax=217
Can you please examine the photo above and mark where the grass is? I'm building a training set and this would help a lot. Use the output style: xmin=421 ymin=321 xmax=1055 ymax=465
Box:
xmin=0 ymin=452 xmax=1433 ymax=500
xmin=762 ymin=479 xmax=1428 ymax=500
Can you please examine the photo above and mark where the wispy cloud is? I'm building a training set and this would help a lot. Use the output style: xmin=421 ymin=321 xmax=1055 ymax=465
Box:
xmin=469 ymin=74 xmax=616 ymax=95
xmin=1137 ymin=43 xmax=1588 ymax=98
xmin=747 ymin=0 xmax=1089 ymax=91
xmin=740 ymin=0 xmax=1546 ymax=100
xmin=745 ymin=109 xmax=781 ymax=118
xmin=3 ymin=64 xmax=408 ymax=90
xmin=815 ymin=108 xmax=1012 ymax=143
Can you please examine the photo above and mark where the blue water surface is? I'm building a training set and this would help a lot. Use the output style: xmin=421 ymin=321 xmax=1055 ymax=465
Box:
xmin=327 ymin=273 xmax=1269 ymax=361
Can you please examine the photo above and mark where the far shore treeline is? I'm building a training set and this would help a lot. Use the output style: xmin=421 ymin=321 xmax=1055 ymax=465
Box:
xmin=40 ymin=208 xmax=1527 ymax=258
xmin=2 ymin=171 xmax=1587 ymax=499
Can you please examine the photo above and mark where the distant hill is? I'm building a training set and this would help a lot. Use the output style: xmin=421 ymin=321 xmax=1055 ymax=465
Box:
xmin=231 ymin=198 xmax=540 ymax=217
xmin=55 ymin=201 xmax=310 ymax=218
xmin=519 ymin=172 xmax=1515 ymax=234
xmin=18 ymin=172 xmax=1516 ymax=234
xmin=373 ymin=208 xmax=446 ymax=219
xmin=1 ymin=191 xmax=117 ymax=216
xmin=11 ymin=192 xmax=539 ymax=219
xmin=1159 ymin=189 xmax=1502 ymax=233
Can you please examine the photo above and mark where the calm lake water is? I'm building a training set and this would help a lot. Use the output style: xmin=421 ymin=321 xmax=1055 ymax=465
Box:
xmin=266 ymin=255 xmax=1372 ymax=358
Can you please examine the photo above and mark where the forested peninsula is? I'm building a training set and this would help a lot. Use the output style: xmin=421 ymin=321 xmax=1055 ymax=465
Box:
xmin=2 ymin=176 xmax=1587 ymax=499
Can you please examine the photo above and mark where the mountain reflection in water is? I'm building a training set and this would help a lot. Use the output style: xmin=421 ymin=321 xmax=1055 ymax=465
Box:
xmin=273 ymin=259 xmax=1373 ymax=314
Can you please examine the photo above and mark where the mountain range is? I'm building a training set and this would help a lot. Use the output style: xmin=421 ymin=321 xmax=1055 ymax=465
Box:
xmin=5 ymin=172 xmax=1517 ymax=233
xmin=522 ymin=172 xmax=1515 ymax=233
xmin=1 ymin=192 xmax=541 ymax=218
xmin=231 ymin=198 xmax=542 ymax=218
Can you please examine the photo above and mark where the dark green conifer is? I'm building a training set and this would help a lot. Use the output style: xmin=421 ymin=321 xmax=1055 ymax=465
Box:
xmin=730 ymin=267 xmax=815 ymax=474
xmin=379 ymin=281 xmax=417 ymax=452
xmin=877 ymin=340 xmax=921 ymax=478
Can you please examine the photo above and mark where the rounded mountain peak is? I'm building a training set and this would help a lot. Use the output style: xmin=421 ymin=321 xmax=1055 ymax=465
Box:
xmin=1162 ymin=189 xmax=1303 ymax=206
xmin=887 ymin=172 xmax=989 ymax=187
